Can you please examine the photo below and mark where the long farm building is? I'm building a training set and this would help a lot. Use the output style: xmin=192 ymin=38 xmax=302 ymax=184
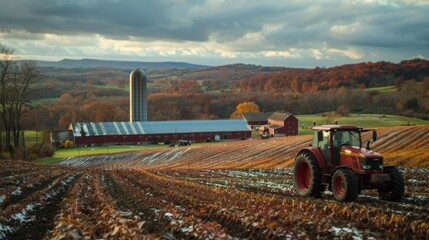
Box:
xmin=70 ymin=119 xmax=252 ymax=146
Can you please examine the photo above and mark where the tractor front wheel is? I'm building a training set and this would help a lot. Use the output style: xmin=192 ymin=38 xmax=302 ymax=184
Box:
xmin=331 ymin=168 xmax=358 ymax=202
xmin=378 ymin=167 xmax=404 ymax=202
xmin=293 ymin=153 xmax=323 ymax=198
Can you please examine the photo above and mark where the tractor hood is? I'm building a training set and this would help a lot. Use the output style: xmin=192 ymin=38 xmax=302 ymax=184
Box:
xmin=342 ymin=146 xmax=384 ymax=172
xmin=342 ymin=145 xmax=383 ymax=159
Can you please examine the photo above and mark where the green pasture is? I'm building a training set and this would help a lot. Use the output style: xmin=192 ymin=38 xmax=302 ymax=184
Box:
xmin=364 ymin=85 xmax=396 ymax=92
xmin=24 ymin=130 xmax=40 ymax=144
xmin=32 ymin=98 xmax=59 ymax=106
xmin=35 ymin=144 xmax=168 ymax=165
xmin=94 ymin=83 xmax=130 ymax=91
xmin=297 ymin=114 xmax=429 ymax=135
xmin=93 ymin=82 xmax=168 ymax=91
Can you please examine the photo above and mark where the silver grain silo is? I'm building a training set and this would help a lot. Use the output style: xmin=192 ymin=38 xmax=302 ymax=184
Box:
xmin=129 ymin=68 xmax=147 ymax=122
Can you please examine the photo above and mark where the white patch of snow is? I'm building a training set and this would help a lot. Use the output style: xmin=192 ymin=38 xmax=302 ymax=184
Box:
xmin=180 ymin=226 xmax=193 ymax=233
xmin=0 ymin=223 xmax=14 ymax=239
xmin=151 ymin=208 xmax=160 ymax=217
xmin=164 ymin=212 xmax=173 ymax=218
xmin=359 ymin=195 xmax=379 ymax=201
xmin=0 ymin=195 xmax=5 ymax=204
xmin=12 ymin=212 xmax=27 ymax=223
xmin=330 ymin=226 xmax=361 ymax=240
xmin=11 ymin=203 xmax=39 ymax=223
xmin=119 ymin=211 xmax=133 ymax=217
xmin=175 ymin=205 xmax=186 ymax=211
xmin=11 ymin=187 xmax=22 ymax=196
xmin=405 ymin=195 xmax=428 ymax=204
xmin=407 ymin=179 xmax=424 ymax=184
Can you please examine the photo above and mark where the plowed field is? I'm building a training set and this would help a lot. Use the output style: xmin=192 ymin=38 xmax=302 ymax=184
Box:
xmin=1 ymin=125 xmax=428 ymax=239
xmin=60 ymin=125 xmax=429 ymax=169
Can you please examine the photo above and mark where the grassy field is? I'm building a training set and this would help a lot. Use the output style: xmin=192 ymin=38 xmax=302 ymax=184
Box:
xmin=32 ymin=98 xmax=59 ymax=106
xmin=297 ymin=114 xmax=429 ymax=135
xmin=364 ymin=83 xmax=423 ymax=92
xmin=364 ymin=85 xmax=396 ymax=92
xmin=35 ymin=144 xmax=168 ymax=165
xmin=24 ymin=130 xmax=43 ymax=144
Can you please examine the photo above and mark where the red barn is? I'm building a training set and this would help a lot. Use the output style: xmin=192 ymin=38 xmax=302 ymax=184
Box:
xmin=258 ymin=112 xmax=298 ymax=136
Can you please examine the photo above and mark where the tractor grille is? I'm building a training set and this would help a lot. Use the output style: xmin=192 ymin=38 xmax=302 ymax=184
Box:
xmin=359 ymin=157 xmax=383 ymax=170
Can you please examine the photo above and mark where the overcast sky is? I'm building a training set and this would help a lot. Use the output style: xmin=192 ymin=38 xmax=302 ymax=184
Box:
xmin=0 ymin=0 xmax=428 ymax=67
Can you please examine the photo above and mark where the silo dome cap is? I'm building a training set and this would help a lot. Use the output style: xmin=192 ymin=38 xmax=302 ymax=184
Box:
xmin=130 ymin=68 xmax=147 ymax=78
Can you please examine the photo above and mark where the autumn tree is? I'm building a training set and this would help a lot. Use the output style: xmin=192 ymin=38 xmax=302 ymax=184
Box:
xmin=230 ymin=101 xmax=260 ymax=119
xmin=0 ymin=44 xmax=40 ymax=155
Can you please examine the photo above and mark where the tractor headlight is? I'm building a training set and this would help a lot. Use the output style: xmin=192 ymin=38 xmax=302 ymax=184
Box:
xmin=362 ymin=165 xmax=371 ymax=170
xmin=359 ymin=157 xmax=383 ymax=170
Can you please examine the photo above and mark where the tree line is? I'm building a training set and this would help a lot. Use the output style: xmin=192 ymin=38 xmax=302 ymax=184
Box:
xmin=239 ymin=59 xmax=429 ymax=93
xmin=25 ymin=77 xmax=427 ymax=132
xmin=0 ymin=45 xmax=40 ymax=158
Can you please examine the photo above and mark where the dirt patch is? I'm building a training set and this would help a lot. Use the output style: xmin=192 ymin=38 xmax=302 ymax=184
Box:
xmin=5 ymin=174 xmax=79 ymax=240
xmin=102 ymin=173 xmax=176 ymax=237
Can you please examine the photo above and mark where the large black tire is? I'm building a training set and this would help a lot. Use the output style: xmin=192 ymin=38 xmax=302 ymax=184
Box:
xmin=331 ymin=168 xmax=358 ymax=202
xmin=378 ymin=167 xmax=404 ymax=202
xmin=293 ymin=153 xmax=324 ymax=198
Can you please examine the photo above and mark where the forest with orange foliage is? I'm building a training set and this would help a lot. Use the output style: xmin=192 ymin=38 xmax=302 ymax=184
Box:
xmin=240 ymin=59 xmax=429 ymax=92
xmin=25 ymin=59 xmax=429 ymax=129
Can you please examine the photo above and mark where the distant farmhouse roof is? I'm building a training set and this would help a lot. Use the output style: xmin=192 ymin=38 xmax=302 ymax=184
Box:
xmin=241 ymin=112 xmax=273 ymax=122
xmin=268 ymin=112 xmax=296 ymax=121
xmin=70 ymin=119 xmax=251 ymax=137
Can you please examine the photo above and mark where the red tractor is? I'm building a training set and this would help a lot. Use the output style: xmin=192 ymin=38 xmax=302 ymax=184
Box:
xmin=293 ymin=125 xmax=404 ymax=202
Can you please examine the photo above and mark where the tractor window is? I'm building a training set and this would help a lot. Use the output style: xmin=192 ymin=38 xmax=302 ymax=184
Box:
xmin=315 ymin=131 xmax=331 ymax=164
xmin=333 ymin=130 xmax=360 ymax=148
xmin=314 ymin=131 xmax=330 ymax=148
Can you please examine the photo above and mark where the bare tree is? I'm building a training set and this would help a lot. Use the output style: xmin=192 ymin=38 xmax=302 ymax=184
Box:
xmin=0 ymin=44 xmax=39 ymax=155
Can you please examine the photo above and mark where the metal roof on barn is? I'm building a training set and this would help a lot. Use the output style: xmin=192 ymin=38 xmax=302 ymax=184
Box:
xmin=241 ymin=112 xmax=273 ymax=122
xmin=70 ymin=119 xmax=252 ymax=137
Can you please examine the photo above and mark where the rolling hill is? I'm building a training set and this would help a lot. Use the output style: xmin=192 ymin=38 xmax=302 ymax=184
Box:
xmin=33 ymin=58 xmax=208 ymax=69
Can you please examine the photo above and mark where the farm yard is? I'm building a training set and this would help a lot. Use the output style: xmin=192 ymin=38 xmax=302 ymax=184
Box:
xmin=1 ymin=125 xmax=429 ymax=239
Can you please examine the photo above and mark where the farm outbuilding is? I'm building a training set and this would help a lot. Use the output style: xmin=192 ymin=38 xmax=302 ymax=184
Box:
xmin=69 ymin=119 xmax=252 ymax=146
xmin=241 ymin=111 xmax=299 ymax=136
xmin=257 ymin=112 xmax=299 ymax=136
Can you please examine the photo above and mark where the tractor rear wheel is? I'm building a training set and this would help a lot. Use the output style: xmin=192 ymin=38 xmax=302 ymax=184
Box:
xmin=331 ymin=168 xmax=358 ymax=202
xmin=378 ymin=167 xmax=404 ymax=202
xmin=293 ymin=153 xmax=323 ymax=198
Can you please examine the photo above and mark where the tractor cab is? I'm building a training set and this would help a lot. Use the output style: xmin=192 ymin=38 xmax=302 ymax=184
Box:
xmin=312 ymin=125 xmax=381 ymax=172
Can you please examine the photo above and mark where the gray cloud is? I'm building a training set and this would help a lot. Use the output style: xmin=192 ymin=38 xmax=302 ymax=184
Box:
xmin=0 ymin=0 xmax=428 ymax=66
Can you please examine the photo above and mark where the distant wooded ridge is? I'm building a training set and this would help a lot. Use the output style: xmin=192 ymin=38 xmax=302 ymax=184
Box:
xmin=24 ymin=58 xmax=428 ymax=129
xmin=32 ymin=58 xmax=208 ymax=69
xmin=35 ymin=58 xmax=429 ymax=93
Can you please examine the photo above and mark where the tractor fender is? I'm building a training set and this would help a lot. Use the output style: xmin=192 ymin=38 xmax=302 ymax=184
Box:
xmin=296 ymin=147 xmax=327 ymax=169
xmin=332 ymin=165 xmax=352 ymax=174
